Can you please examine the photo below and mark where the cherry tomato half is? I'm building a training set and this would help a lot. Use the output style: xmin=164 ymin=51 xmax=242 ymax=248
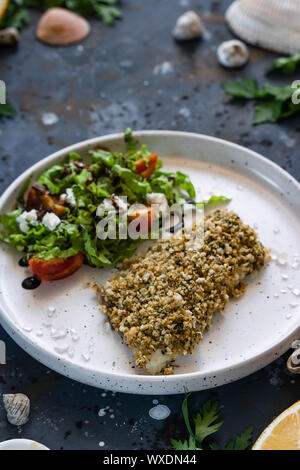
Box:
xmin=128 ymin=206 xmax=154 ymax=233
xmin=29 ymin=252 xmax=84 ymax=281
xmin=26 ymin=187 xmax=66 ymax=217
xmin=135 ymin=154 xmax=158 ymax=178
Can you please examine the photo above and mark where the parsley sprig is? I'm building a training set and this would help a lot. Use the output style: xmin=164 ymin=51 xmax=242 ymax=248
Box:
xmin=222 ymin=50 xmax=300 ymax=125
xmin=222 ymin=78 xmax=300 ymax=124
xmin=267 ymin=51 xmax=300 ymax=74
xmin=171 ymin=394 xmax=254 ymax=451
xmin=0 ymin=103 xmax=17 ymax=117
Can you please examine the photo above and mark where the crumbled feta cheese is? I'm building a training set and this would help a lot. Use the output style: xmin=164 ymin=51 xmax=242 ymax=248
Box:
xmin=96 ymin=198 xmax=115 ymax=216
xmin=112 ymin=195 xmax=128 ymax=211
xmin=146 ymin=193 xmax=169 ymax=215
xmin=60 ymin=187 xmax=76 ymax=206
xmin=42 ymin=212 xmax=61 ymax=231
xmin=16 ymin=209 xmax=38 ymax=233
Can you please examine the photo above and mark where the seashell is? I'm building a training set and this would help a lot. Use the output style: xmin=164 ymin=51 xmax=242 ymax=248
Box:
xmin=287 ymin=346 xmax=300 ymax=374
xmin=36 ymin=8 xmax=90 ymax=46
xmin=2 ymin=393 xmax=30 ymax=426
xmin=173 ymin=11 xmax=204 ymax=42
xmin=0 ymin=27 xmax=19 ymax=47
xmin=226 ymin=0 xmax=300 ymax=55
xmin=217 ymin=39 xmax=249 ymax=68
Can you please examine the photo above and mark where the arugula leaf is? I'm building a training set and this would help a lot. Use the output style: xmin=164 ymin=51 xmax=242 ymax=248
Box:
xmin=38 ymin=164 xmax=65 ymax=194
xmin=81 ymin=228 xmax=111 ymax=267
xmin=0 ymin=103 xmax=17 ymax=117
xmin=90 ymin=149 xmax=116 ymax=167
xmin=174 ymin=171 xmax=196 ymax=200
xmin=196 ymin=195 xmax=231 ymax=209
xmin=112 ymin=164 xmax=151 ymax=200
xmin=267 ymin=51 xmax=300 ymax=74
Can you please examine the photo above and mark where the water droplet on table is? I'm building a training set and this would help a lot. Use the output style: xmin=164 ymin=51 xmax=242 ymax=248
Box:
xmin=41 ymin=112 xmax=59 ymax=126
xmin=149 ymin=404 xmax=171 ymax=420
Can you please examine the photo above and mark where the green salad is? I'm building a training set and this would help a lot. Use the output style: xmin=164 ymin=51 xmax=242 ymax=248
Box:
xmin=0 ymin=129 xmax=201 ymax=269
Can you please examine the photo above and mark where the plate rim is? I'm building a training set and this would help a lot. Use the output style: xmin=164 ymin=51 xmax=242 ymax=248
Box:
xmin=0 ymin=130 xmax=299 ymax=392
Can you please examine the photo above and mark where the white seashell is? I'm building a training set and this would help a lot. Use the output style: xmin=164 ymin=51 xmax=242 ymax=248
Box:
xmin=173 ymin=11 xmax=204 ymax=42
xmin=226 ymin=0 xmax=300 ymax=55
xmin=2 ymin=393 xmax=30 ymax=426
xmin=217 ymin=40 xmax=249 ymax=68
xmin=287 ymin=348 xmax=300 ymax=374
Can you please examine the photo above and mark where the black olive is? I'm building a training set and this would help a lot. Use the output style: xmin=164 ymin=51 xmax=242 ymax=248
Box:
xmin=22 ymin=275 xmax=41 ymax=290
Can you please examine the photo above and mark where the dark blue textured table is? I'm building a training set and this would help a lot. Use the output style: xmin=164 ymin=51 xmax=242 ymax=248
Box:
xmin=0 ymin=0 xmax=299 ymax=450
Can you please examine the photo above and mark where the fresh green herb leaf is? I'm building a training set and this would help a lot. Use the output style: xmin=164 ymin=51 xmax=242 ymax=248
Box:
xmin=209 ymin=441 xmax=220 ymax=450
xmin=262 ymin=83 xmax=293 ymax=101
xmin=253 ymin=101 xmax=283 ymax=124
xmin=222 ymin=79 xmax=260 ymax=99
xmin=267 ymin=51 xmax=300 ymax=74
xmin=223 ymin=79 xmax=300 ymax=124
xmin=171 ymin=394 xmax=254 ymax=451
xmin=38 ymin=164 xmax=65 ymax=194
xmin=124 ymin=127 xmax=138 ymax=154
xmin=194 ymin=401 xmax=223 ymax=445
xmin=81 ymin=228 xmax=111 ymax=267
xmin=0 ymin=103 xmax=17 ymax=117
xmin=93 ymin=3 xmax=121 ymax=25
xmin=182 ymin=393 xmax=195 ymax=441
xmin=225 ymin=426 xmax=254 ymax=450
xmin=0 ymin=2 xmax=30 ymax=30
xmin=171 ymin=437 xmax=200 ymax=450
xmin=90 ymin=149 xmax=116 ymax=167
xmin=196 ymin=195 xmax=231 ymax=209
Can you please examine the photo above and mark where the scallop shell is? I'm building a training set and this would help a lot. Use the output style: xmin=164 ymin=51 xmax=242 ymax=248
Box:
xmin=3 ymin=393 xmax=30 ymax=426
xmin=217 ymin=40 xmax=249 ymax=68
xmin=226 ymin=0 xmax=300 ymax=55
xmin=173 ymin=11 xmax=204 ymax=42
xmin=36 ymin=8 xmax=90 ymax=46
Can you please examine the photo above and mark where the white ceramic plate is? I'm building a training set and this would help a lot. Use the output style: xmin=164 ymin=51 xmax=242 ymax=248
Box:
xmin=0 ymin=131 xmax=299 ymax=395
xmin=0 ymin=439 xmax=49 ymax=450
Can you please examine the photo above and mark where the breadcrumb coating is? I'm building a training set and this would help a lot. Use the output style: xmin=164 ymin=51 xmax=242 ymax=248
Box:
xmin=99 ymin=210 xmax=267 ymax=375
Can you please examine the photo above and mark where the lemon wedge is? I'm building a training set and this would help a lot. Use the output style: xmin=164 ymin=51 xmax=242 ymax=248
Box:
xmin=0 ymin=0 xmax=9 ymax=22
xmin=253 ymin=401 xmax=300 ymax=450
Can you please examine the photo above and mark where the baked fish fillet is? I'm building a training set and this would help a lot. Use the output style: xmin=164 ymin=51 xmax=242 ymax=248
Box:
xmin=99 ymin=209 xmax=267 ymax=375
